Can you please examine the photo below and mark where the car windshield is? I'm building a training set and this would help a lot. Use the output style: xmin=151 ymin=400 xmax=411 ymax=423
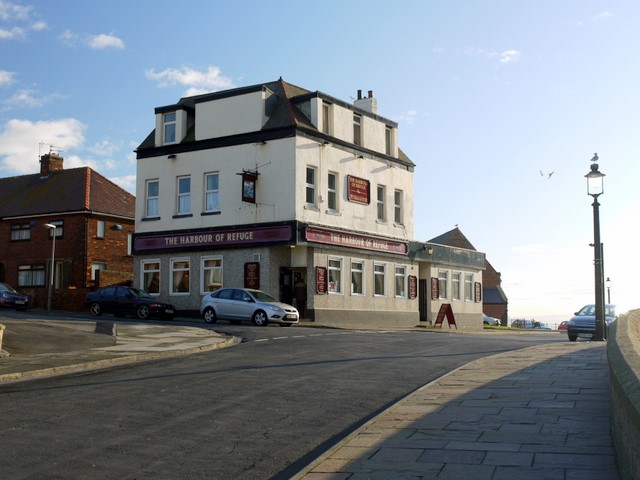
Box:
xmin=127 ymin=288 xmax=152 ymax=299
xmin=251 ymin=290 xmax=277 ymax=302
xmin=0 ymin=283 xmax=17 ymax=294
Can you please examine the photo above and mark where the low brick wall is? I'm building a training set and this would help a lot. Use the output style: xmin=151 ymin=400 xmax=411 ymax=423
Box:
xmin=607 ymin=309 xmax=640 ymax=480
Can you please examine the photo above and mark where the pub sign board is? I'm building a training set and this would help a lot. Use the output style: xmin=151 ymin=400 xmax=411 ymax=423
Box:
xmin=316 ymin=266 xmax=327 ymax=294
xmin=347 ymin=175 xmax=370 ymax=205
xmin=408 ymin=275 xmax=417 ymax=300
xmin=244 ymin=262 xmax=260 ymax=289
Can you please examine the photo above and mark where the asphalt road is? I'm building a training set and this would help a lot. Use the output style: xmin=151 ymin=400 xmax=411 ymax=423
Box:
xmin=0 ymin=318 xmax=564 ymax=479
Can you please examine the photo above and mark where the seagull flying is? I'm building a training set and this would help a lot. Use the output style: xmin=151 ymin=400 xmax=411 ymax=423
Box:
xmin=540 ymin=170 xmax=554 ymax=179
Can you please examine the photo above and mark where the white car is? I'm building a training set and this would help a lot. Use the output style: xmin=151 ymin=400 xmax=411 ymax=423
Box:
xmin=200 ymin=288 xmax=299 ymax=327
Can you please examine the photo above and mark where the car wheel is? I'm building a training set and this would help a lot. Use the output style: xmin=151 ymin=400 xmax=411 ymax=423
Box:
xmin=568 ymin=335 xmax=577 ymax=342
xmin=203 ymin=307 xmax=217 ymax=324
xmin=90 ymin=302 xmax=102 ymax=316
xmin=252 ymin=310 xmax=268 ymax=327
xmin=137 ymin=305 xmax=150 ymax=320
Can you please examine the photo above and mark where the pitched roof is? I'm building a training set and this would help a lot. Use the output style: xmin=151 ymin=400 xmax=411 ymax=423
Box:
xmin=0 ymin=167 xmax=135 ymax=219
xmin=429 ymin=227 xmax=476 ymax=250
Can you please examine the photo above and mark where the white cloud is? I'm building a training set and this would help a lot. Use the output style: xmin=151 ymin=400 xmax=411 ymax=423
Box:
xmin=0 ymin=0 xmax=32 ymax=21
xmin=60 ymin=30 xmax=125 ymax=50
xmin=109 ymin=174 xmax=136 ymax=194
xmin=31 ymin=20 xmax=46 ymax=31
xmin=89 ymin=33 xmax=125 ymax=50
xmin=500 ymin=50 xmax=521 ymax=64
xmin=146 ymin=66 xmax=234 ymax=94
xmin=394 ymin=110 xmax=419 ymax=125
xmin=4 ymin=89 xmax=63 ymax=108
xmin=89 ymin=139 xmax=121 ymax=157
xmin=0 ymin=118 xmax=86 ymax=174
xmin=0 ymin=69 xmax=15 ymax=85
xmin=594 ymin=11 xmax=614 ymax=22
xmin=0 ymin=25 xmax=24 ymax=39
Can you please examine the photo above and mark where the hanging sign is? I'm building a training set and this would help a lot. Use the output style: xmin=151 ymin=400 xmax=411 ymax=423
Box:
xmin=408 ymin=275 xmax=417 ymax=299
xmin=316 ymin=266 xmax=327 ymax=294
xmin=241 ymin=172 xmax=257 ymax=203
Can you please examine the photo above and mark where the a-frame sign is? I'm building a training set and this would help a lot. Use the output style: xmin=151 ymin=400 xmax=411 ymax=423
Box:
xmin=434 ymin=303 xmax=457 ymax=329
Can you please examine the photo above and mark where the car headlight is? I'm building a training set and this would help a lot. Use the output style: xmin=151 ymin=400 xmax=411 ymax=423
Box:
xmin=265 ymin=304 xmax=283 ymax=313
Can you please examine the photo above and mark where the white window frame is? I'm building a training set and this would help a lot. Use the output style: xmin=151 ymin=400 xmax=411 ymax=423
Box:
xmin=328 ymin=256 xmax=343 ymax=294
xmin=163 ymin=112 xmax=176 ymax=144
xmin=11 ymin=223 xmax=31 ymax=241
xmin=438 ymin=270 xmax=449 ymax=300
xmin=48 ymin=220 xmax=63 ymax=238
xmin=145 ymin=179 xmax=159 ymax=218
xmin=91 ymin=262 xmax=107 ymax=281
xmin=141 ymin=259 xmax=160 ymax=295
xmin=306 ymin=166 xmax=317 ymax=207
xmin=327 ymin=171 xmax=338 ymax=212
xmin=322 ymin=102 xmax=332 ymax=134
xmin=204 ymin=172 xmax=220 ymax=213
xmin=377 ymin=185 xmax=386 ymax=222
xmin=374 ymin=262 xmax=386 ymax=297
xmin=395 ymin=265 xmax=407 ymax=298
xmin=177 ymin=175 xmax=191 ymax=215
xmin=201 ymin=256 xmax=223 ymax=294
xmin=18 ymin=264 xmax=45 ymax=287
xmin=353 ymin=114 xmax=362 ymax=146
xmin=96 ymin=220 xmax=105 ymax=239
xmin=464 ymin=273 xmax=474 ymax=301
xmin=385 ymin=126 xmax=392 ymax=156
xmin=170 ymin=257 xmax=190 ymax=295
xmin=394 ymin=189 xmax=403 ymax=225
xmin=452 ymin=271 xmax=461 ymax=300
xmin=350 ymin=259 xmax=365 ymax=296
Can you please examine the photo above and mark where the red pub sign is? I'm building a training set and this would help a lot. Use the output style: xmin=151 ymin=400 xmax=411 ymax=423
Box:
xmin=306 ymin=226 xmax=408 ymax=255
xmin=347 ymin=175 xmax=370 ymax=205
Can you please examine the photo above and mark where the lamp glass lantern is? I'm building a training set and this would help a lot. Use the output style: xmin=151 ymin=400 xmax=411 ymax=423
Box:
xmin=586 ymin=163 xmax=605 ymax=196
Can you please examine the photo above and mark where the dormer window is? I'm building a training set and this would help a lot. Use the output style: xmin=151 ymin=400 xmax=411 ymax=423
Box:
xmin=163 ymin=112 xmax=176 ymax=144
xmin=322 ymin=102 xmax=332 ymax=134
xmin=353 ymin=114 xmax=362 ymax=146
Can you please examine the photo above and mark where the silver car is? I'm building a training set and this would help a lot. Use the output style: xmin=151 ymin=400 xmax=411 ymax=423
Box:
xmin=200 ymin=288 xmax=299 ymax=327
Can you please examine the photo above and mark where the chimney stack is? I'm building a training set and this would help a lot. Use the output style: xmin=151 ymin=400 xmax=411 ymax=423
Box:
xmin=40 ymin=153 xmax=64 ymax=177
xmin=354 ymin=89 xmax=378 ymax=114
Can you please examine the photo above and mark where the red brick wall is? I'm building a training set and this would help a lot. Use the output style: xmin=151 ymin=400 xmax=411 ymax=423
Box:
xmin=0 ymin=214 xmax=134 ymax=310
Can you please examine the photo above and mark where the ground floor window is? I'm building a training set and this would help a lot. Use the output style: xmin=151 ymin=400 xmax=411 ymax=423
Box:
xmin=438 ymin=270 xmax=448 ymax=300
xmin=452 ymin=271 xmax=461 ymax=300
xmin=171 ymin=258 xmax=190 ymax=294
xmin=395 ymin=265 xmax=407 ymax=298
xmin=17 ymin=264 xmax=45 ymax=287
xmin=91 ymin=262 xmax=107 ymax=281
xmin=202 ymin=256 xmax=223 ymax=293
xmin=328 ymin=257 xmax=342 ymax=294
xmin=374 ymin=262 xmax=386 ymax=296
xmin=141 ymin=260 xmax=160 ymax=294
xmin=464 ymin=273 xmax=473 ymax=301
xmin=351 ymin=260 xmax=364 ymax=295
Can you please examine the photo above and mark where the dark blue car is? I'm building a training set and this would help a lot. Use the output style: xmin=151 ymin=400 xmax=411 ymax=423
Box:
xmin=0 ymin=282 xmax=29 ymax=311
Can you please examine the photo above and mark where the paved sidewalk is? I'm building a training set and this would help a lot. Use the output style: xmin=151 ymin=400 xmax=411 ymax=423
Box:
xmin=0 ymin=318 xmax=239 ymax=383
xmin=293 ymin=342 xmax=619 ymax=480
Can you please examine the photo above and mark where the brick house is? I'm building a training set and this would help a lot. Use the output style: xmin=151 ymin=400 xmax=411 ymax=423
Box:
xmin=429 ymin=227 xmax=509 ymax=324
xmin=0 ymin=153 xmax=135 ymax=310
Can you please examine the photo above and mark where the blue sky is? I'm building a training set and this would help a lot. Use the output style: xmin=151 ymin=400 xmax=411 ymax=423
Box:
xmin=1 ymin=0 xmax=638 ymax=322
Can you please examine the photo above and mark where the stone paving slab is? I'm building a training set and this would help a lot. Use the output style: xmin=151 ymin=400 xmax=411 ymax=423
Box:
xmin=293 ymin=342 xmax=620 ymax=480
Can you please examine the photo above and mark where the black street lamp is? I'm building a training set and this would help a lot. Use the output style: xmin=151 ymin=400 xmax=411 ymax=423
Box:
xmin=585 ymin=154 xmax=606 ymax=341
xmin=606 ymin=277 xmax=611 ymax=304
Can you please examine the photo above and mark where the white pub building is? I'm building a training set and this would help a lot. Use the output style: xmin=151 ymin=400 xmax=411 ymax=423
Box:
xmin=133 ymin=79 xmax=485 ymax=328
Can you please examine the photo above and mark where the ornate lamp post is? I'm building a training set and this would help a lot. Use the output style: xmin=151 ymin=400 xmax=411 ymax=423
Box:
xmin=44 ymin=223 xmax=57 ymax=312
xmin=585 ymin=154 xmax=606 ymax=341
